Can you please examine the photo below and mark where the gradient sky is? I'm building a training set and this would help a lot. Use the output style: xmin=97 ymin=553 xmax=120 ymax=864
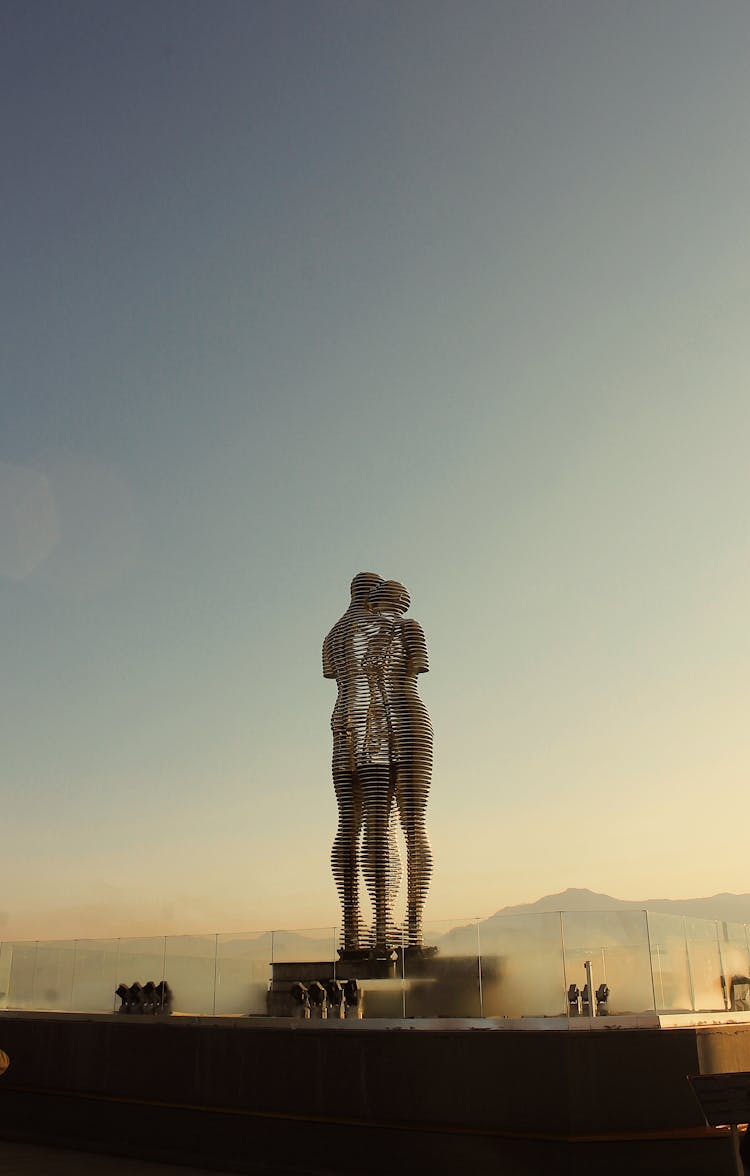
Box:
xmin=2 ymin=0 xmax=750 ymax=942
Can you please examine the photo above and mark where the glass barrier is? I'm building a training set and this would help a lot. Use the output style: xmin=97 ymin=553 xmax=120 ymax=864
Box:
xmin=646 ymin=912 xmax=694 ymax=1012
xmin=0 ymin=912 xmax=746 ymax=1017
xmin=0 ymin=943 xmax=14 ymax=1010
xmin=719 ymin=923 xmax=750 ymax=1011
xmin=6 ymin=942 xmax=38 ymax=1011
xmin=215 ymin=931 xmax=272 ymax=1015
xmin=71 ymin=939 xmax=120 ymax=1012
xmin=479 ymin=912 xmax=566 ymax=1018
xmin=164 ymin=934 xmax=218 ymax=1015
xmin=116 ymin=936 xmax=168 ymax=997
xmin=399 ymin=918 xmax=482 ymax=1019
xmin=684 ymin=916 xmax=724 ymax=1011
xmin=32 ymin=940 xmax=77 ymax=1011
xmin=272 ymin=927 xmax=338 ymax=967
xmin=562 ymin=911 xmax=655 ymax=1016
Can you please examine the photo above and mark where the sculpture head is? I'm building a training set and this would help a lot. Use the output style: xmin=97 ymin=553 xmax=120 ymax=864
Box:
xmin=350 ymin=571 xmax=383 ymax=605
xmin=370 ymin=579 xmax=410 ymax=615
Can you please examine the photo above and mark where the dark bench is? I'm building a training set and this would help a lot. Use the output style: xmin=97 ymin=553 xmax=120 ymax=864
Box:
xmin=689 ymin=1072 xmax=750 ymax=1175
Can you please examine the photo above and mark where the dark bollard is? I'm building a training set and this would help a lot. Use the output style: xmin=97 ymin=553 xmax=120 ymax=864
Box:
xmin=325 ymin=979 xmax=345 ymax=1020
xmin=142 ymin=981 xmax=156 ymax=1015
xmin=307 ymin=980 xmax=327 ymax=1019
xmin=567 ymin=984 xmax=580 ymax=1017
xmin=291 ymin=982 xmax=310 ymax=1020
xmin=129 ymin=982 xmax=146 ymax=1013
xmin=595 ymin=983 xmax=610 ymax=1016
xmin=115 ymin=980 xmax=171 ymax=1015
xmin=343 ymin=978 xmax=363 ymax=1020
xmin=154 ymin=980 xmax=173 ymax=1015
xmin=115 ymin=983 xmax=131 ymax=1014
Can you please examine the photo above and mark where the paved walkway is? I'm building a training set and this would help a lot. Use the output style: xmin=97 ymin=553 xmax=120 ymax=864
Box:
xmin=0 ymin=1140 xmax=229 ymax=1174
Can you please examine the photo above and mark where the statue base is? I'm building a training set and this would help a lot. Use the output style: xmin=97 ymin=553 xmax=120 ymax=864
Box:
xmin=266 ymin=946 xmax=440 ymax=1016
xmin=392 ymin=944 xmax=439 ymax=974
xmin=337 ymin=944 xmax=440 ymax=974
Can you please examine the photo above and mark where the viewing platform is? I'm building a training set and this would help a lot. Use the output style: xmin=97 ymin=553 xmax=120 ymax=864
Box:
xmin=3 ymin=910 xmax=750 ymax=1171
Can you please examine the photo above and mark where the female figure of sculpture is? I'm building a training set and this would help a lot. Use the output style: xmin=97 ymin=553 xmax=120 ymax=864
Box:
xmin=365 ymin=580 xmax=433 ymax=949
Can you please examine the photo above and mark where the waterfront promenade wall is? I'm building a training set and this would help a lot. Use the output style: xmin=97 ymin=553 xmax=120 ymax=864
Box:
xmin=1 ymin=1012 xmax=749 ymax=1173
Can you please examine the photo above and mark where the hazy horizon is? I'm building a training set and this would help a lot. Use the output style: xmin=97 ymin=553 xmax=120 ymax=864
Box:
xmin=3 ymin=1 xmax=750 ymax=941
xmin=7 ymin=882 xmax=750 ymax=946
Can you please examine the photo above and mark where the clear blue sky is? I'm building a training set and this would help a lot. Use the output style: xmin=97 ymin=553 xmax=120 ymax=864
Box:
xmin=2 ymin=0 xmax=749 ymax=940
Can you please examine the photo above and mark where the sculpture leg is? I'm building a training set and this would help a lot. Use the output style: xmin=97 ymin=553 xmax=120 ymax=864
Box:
xmin=386 ymin=777 xmax=402 ymax=945
xmin=396 ymin=761 xmax=433 ymax=948
xmin=360 ymin=764 xmax=395 ymax=954
xmin=332 ymin=771 xmax=363 ymax=951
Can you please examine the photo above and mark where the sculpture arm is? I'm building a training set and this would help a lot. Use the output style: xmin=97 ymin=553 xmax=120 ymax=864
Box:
xmin=322 ymin=633 xmax=336 ymax=679
xmin=403 ymin=619 xmax=429 ymax=674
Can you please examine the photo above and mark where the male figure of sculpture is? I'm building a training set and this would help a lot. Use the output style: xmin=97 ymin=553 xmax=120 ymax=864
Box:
xmin=323 ymin=572 xmax=394 ymax=952
xmin=366 ymin=580 xmax=433 ymax=949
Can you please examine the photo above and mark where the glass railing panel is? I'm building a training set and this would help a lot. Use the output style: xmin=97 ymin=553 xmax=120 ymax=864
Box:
xmin=215 ymin=931 xmax=272 ymax=1015
xmin=647 ymin=912 xmax=694 ymax=1012
xmin=684 ymin=916 xmax=724 ymax=1011
xmin=477 ymin=912 xmax=566 ymax=1018
xmin=31 ymin=940 xmax=76 ymax=1011
xmin=268 ymin=926 xmax=339 ymax=1018
xmin=0 ymin=943 xmax=12 ymax=1010
xmin=562 ymin=910 xmax=655 ymax=1016
xmin=271 ymin=927 xmax=338 ymax=966
xmin=720 ymin=923 xmax=750 ymax=1010
xmin=5 ymin=914 xmax=742 ymax=1021
xmin=163 ymin=934 xmax=218 ymax=1015
xmin=393 ymin=918 xmax=482 ymax=1019
xmin=115 ymin=936 xmax=168 ymax=995
xmin=70 ymin=939 xmax=120 ymax=1012
xmin=6 ymin=942 xmax=38 ymax=1010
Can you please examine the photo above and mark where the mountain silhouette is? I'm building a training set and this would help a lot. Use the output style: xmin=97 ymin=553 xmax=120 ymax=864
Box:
xmin=490 ymin=887 xmax=750 ymax=923
xmin=436 ymin=888 xmax=750 ymax=954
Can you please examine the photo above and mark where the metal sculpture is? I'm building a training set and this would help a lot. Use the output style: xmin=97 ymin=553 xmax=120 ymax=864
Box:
xmin=323 ymin=573 xmax=433 ymax=953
